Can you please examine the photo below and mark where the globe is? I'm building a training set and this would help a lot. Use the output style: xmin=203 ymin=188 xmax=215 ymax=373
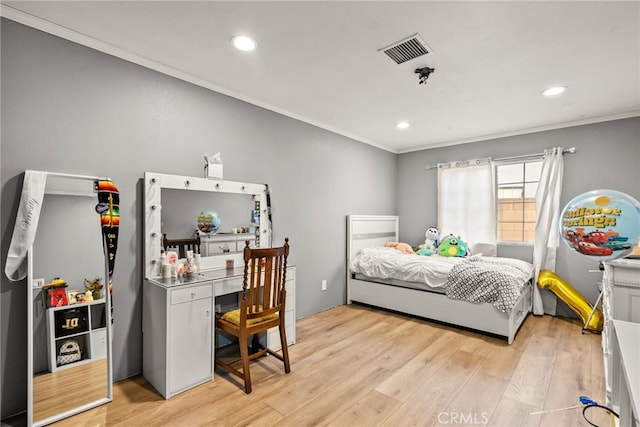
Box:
xmin=197 ymin=210 xmax=221 ymax=234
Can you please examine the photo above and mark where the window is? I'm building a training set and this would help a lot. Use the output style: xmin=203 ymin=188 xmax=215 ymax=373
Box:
xmin=496 ymin=161 xmax=542 ymax=242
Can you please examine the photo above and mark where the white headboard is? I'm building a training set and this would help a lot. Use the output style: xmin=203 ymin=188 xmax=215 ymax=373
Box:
xmin=346 ymin=215 xmax=398 ymax=303
xmin=346 ymin=214 xmax=398 ymax=266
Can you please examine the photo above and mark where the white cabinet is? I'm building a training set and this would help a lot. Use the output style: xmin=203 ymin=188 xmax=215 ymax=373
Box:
xmin=143 ymin=266 xmax=296 ymax=399
xmin=602 ymin=258 xmax=640 ymax=412
xmin=168 ymin=284 xmax=213 ymax=395
xmin=265 ymin=267 xmax=296 ymax=351
xmin=46 ymin=300 xmax=107 ymax=372
xmin=143 ymin=281 xmax=213 ymax=399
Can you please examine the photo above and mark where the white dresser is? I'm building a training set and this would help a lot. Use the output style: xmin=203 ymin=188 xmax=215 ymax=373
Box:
xmin=142 ymin=266 xmax=296 ymax=399
xmin=602 ymin=258 xmax=640 ymax=424
xmin=199 ymin=233 xmax=256 ymax=256
xmin=611 ymin=320 xmax=640 ymax=427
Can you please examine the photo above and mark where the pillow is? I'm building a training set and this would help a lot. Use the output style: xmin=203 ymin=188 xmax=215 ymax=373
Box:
xmin=470 ymin=243 xmax=497 ymax=257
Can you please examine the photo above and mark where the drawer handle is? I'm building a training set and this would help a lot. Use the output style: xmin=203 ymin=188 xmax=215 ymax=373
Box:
xmin=191 ymin=292 xmax=196 ymax=299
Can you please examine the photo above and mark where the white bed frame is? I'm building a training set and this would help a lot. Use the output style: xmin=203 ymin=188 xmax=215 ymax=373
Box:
xmin=346 ymin=215 xmax=532 ymax=344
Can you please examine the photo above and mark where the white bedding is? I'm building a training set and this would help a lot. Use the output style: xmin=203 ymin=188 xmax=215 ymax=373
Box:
xmin=351 ymin=247 xmax=464 ymax=288
xmin=351 ymin=247 xmax=533 ymax=291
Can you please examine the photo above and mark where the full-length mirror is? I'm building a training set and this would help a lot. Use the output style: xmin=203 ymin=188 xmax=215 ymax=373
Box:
xmin=26 ymin=173 xmax=112 ymax=426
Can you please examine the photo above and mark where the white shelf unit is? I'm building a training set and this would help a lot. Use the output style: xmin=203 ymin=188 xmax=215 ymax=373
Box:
xmin=46 ymin=299 xmax=107 ymax=372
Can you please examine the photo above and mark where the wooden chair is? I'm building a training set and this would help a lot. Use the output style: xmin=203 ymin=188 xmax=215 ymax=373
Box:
xmin=162 ymin=233 xmax=200 ymax=259
xmin=215 ymin=238 xmax=291 ymax=394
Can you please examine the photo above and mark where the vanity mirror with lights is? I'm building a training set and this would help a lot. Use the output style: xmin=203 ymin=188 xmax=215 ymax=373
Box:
xmin=142 ymin=172 xmax=295 ymax=399
xmin=25 ymin=172 xmax=113 ymax=427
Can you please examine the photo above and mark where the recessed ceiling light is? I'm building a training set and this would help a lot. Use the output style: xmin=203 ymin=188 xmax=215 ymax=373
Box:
xmin=396 ymin=121 xmax=410 ymax=129
xmin=231 ymin=35 xmax=256 ymax=52
xmin=542 ymin=86 xmax=567 ymax=97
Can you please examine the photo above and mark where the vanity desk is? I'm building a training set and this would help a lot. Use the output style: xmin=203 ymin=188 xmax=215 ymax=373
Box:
xmin=142 ymin=266 xmax=296 ymax=399
xmin=142 ymin=172 xmax=296 ymax=399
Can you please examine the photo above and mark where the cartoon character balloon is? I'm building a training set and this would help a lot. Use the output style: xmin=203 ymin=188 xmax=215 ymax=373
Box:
xmin=559 ymin=190 xmax=640 ymax=262
xmin=197 ymin=210 xmax=220 ymax=234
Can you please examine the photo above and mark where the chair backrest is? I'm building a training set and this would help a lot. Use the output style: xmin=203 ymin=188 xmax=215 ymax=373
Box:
xmin=163 ymin=233 xmax=201 ymax=259
xmin=242 ymin=238 xmax=289 ymax=321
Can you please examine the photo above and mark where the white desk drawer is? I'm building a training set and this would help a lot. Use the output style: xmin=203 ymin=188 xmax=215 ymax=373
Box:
xmin=202 ymin=242 xmax=238 ymax=255
xmin=171 ymin=284 xmax=212 ymax=305
xmin=607 ymin=259 xmax=640 ymax=286
xmin=214 ymin=277 xmax=244 ymax=296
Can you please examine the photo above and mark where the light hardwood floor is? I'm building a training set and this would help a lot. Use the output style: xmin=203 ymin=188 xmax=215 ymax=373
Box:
xmin=51 ymin=304 xmax=610 ymax=426
xmin=33 ymin=359 xmax=108 ymax=422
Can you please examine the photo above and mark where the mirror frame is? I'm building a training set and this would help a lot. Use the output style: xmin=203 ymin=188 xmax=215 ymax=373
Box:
xmin=26 ymin=171 xmax=113 ymax=426
xmin=143 ymin=172 xmax=272 ymax=277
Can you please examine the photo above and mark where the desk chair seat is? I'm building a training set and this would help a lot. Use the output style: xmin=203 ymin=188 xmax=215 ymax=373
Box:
xmin=215 ymin=238 xmax=291 ymax=394
xmin=220 ymin=307 xmax=279 ymax=326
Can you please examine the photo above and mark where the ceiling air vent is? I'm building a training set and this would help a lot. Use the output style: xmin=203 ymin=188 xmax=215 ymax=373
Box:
xmin=379 ymin=34 xmax=431 ymax=64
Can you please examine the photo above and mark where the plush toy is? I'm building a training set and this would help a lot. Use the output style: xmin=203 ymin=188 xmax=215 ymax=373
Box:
xmin=385 ymin=241 xmax=414 ymax=254
xmin=416 ymin=247 xmax=433 ymax=256
xmin=416 ymin=227 xmax=440 ymax=256
xmin=425 ymin=227 xmax=440 ymax=248
xmin=416 ymin=239 xmax=435 ymax=256
xmin=438 ymin=234 xmax=470 ymax=257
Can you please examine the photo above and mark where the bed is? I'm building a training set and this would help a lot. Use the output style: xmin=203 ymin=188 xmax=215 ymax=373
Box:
xmin=346 ymin=215 xmax=533 ymax=344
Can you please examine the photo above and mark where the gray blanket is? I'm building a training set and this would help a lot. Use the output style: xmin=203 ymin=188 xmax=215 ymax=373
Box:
xmin=445 ymin=256 xmax=533 ymax=314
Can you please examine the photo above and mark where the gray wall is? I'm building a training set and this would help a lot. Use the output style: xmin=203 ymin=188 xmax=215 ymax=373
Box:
xmin=2 ymin=17 xmax=639 ymax=421
xmin=0 ymin=20 xmax=396 ymax=418
xmin=397 ymin=117 xmax=640 ymax=317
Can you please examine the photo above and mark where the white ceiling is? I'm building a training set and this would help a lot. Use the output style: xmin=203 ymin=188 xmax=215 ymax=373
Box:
xmin=2 ymin=1 xmax=639 ymax=153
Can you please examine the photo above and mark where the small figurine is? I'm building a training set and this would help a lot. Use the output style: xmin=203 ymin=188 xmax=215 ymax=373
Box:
xmin=84 ymin=290 xmax=94 ymax=302
xmin=84 ymin=277 xmax=104 ymax=300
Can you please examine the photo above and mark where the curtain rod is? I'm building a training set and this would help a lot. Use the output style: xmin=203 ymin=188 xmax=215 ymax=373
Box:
xmin=424 ymin=147 xmax=577 ymax=171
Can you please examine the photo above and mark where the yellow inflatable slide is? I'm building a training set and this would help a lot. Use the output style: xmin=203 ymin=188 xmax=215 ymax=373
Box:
xmin=537 ymin=269 xmax=603 ymax=332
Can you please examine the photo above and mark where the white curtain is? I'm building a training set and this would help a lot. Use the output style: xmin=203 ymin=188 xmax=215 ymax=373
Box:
xmin=532 ymin=147 xmax=564 ymax=315
xmin=438 ymin=159 xmax=496 ymax=255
